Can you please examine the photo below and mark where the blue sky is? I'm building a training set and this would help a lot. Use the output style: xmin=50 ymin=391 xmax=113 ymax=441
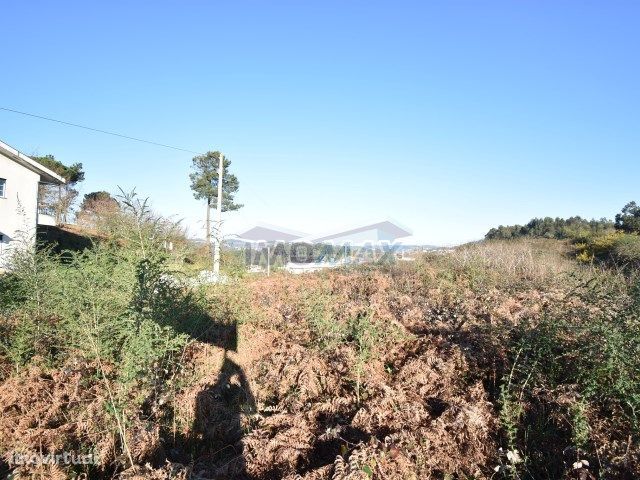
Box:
xmin=1 ymin=1 xmax=638 ymax=244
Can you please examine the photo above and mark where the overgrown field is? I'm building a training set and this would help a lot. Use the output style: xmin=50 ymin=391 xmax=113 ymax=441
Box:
xmin=0 ymin=235 xmax=638 ymax=479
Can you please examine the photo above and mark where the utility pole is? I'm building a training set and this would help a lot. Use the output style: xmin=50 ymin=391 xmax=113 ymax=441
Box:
xmin=205 ymin=198 xmax=211 ymax=248
xmin=213 ymin=152 xmax=224 ymax=275
xmin=267 ymin=244 xmax=271 ymax=276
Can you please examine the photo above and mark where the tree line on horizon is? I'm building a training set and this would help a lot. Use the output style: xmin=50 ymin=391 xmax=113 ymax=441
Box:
xmin=485 ymin=201 xmax=640 ymax=240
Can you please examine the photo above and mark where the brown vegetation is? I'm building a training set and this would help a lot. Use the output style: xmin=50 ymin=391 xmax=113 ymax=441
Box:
xmin=0 ymin=239 xmax=638 ymax=479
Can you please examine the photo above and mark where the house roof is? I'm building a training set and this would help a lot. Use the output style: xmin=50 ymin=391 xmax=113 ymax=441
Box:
xmin=0 ymin=139 xmax=66 ymax=184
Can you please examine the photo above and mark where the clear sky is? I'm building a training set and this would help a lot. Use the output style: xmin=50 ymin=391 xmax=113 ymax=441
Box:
xmin=1 ymin=1 xmax=638 ymax=245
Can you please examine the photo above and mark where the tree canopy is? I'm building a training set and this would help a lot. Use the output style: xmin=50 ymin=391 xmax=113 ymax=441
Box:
xmin=615 ymin=201 xmax=640 ymax=234
xmin=32 ymin=154 xmax=86 ymax=223
xmin=485 ymin=216 xmax=614 ymax=241
xmin=79 ymin=191 xmax=119 ymax=213
xmin=32 ymin=154 xmax=85 ymax=185
xmin=486 ymin=202 xmax=640 ymax=241
xmin=189 ymin=151 xmax=242 ymax=211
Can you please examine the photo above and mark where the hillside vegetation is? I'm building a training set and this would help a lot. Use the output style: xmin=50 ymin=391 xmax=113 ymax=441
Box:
xmin=0 ymin=206 xmax=639 ymax=479
xmin=486 ymin=202 xmax=640 ymax=270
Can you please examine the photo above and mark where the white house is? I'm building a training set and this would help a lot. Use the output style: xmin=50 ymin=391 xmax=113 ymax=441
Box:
xmin=0 ymin=139 xmax=65 ymax=269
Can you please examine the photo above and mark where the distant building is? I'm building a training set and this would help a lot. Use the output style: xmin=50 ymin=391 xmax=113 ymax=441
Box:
xmin=0 ymin=140 xmax=65 ymax=269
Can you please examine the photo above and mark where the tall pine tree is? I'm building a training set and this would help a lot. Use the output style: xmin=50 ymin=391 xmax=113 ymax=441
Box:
xmin=189 ymin=151 xmax=242 ymax=249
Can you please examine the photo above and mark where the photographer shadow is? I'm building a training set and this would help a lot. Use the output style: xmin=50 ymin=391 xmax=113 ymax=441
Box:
xmin=131 ymin=262 xmax=257 ymax=478
xmin=166 ymin=320 xmax=257 ymax=480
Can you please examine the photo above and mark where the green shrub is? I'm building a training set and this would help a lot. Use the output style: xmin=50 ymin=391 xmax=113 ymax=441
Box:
xmin=613 ymin=234 xmax=640 ymax=266
xmin=575 ymin=231 xmax=640 ymax=268
xmin=303 ymin=289 xmax=348 ymax=351
xmin=0 ymin=244 xmax=212 ymax=382
xmin=0 ymin=191 xmax=222 ymax=469
xmin=498 ymin=272 xmax=640 ymax=477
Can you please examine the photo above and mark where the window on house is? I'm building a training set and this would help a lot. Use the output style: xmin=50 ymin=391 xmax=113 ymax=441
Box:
xmin=0 ymin=178 xmax=5 ymax=197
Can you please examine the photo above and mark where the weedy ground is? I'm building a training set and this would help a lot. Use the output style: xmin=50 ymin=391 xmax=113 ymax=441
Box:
xmin=0 ymin=237 xmax=638 ymax=479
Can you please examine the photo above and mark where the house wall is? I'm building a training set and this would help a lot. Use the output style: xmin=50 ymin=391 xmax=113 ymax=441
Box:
xmin=0 ymin=151 xmax=40 ymax=269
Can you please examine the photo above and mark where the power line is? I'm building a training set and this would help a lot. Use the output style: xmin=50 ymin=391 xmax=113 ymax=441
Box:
xmin=0 ymin=106 xmax=203 ymax=154
xmin=0 ymin=105 xmax=272 ymax=207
